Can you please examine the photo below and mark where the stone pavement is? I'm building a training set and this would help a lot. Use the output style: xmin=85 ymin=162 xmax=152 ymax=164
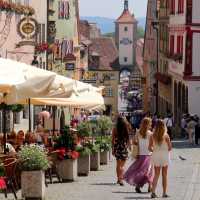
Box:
xmin=1 ymin=140 xmax=200 ymax=200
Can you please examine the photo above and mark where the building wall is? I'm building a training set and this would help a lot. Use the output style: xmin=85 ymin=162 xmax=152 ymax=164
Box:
xmin=0 ymin=1 xmax=47 ymax=68
xmin=188 ymin=81 xmax=200 ymax=116
xmin=49 ymin=0 xmax=80 ymax=80
xmin=192 ymin=32 xmax=200 ymax=76
xmin=82 ymin=70 xmax=119 ymax=114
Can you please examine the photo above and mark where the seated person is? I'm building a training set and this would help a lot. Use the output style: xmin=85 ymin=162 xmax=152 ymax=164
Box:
xmin=7 ymin=129 xmax=17 ymax=145
xmin=0 ymin=133 xmax=16 ymax=156
xmin=25 ymin=131 xmax=37 ymax=145
xmin=15 ymin=130 xmax=25 ymax=151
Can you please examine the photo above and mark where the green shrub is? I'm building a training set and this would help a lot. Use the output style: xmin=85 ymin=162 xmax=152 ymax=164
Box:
xmin=85 ymin=142 xmax=100 ymax=154
xmin=75 ymin=146 xmax=91 ymax=156
xmin=97 ymin=116 xmax=113 ymax=135
xmin=18 ymin=145 xmax=49 ymax=171
xmin=54 ymin=126 xmax=75 ymax=150
xmin=95 ymin=136 xmax=112 ymax=152
xmin=77 ymin=121 xmax=92 ymax=137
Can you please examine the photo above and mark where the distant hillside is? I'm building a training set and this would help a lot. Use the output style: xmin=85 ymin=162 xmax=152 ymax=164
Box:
xmin=81 ymin=16 xmax=146 ymax=34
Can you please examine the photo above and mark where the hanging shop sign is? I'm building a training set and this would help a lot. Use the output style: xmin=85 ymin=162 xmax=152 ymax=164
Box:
xmin=82 ymin=71 xmax=98 ymax=83
xmin=17 ymin=17 xmax=38 ymax=40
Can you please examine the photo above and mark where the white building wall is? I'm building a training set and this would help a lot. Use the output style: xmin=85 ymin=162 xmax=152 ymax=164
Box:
xmin=168 ymin=32 xmax=186 ymax=76
xmin=119 ymin=23 xmax=134 ymax=65
xmin=169 ymin=0 xmax=186 ymax=25
xmin=192 ymin=0 xmax=200 ymax=24
xmin=192 ymin=32 xmax=200 ymax=76
xmin=188 ymin=81 xmax=200 ymax=116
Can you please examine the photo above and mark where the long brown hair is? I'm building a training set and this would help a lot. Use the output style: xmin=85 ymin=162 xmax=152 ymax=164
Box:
xmin=153 ymin=119 xmax=166 ymax=144
xmin=139 ymin=117 xmax=152 ymax=138
xmin=116 ymin=116 xmax=129 ymax=142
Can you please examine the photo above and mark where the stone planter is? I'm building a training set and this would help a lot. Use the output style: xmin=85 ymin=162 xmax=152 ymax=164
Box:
xmin=78 ymin=154 xmax=90 ymax=176
xmin=57 ymin=159 xmax=77 ymax=182
xmin=21 ymin=170 xmax=45 ymax=200
xmin=14 ymin=112 xmax=21 ymax=124
xmin=90 ymin=151 xmax=100 ymax=171
xmin=100 ymin=151 xmax=109 ymax=165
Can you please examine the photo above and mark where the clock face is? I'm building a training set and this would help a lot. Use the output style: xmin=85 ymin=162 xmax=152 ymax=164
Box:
xmin=120 ymin=38 xmax=132 ymax=45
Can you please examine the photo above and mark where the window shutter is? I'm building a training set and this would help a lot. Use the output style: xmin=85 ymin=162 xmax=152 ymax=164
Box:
xmin=170 ymin=35 xmax=174 ymax=55
xmin=177 ymin=35 xmax=181 ymax=53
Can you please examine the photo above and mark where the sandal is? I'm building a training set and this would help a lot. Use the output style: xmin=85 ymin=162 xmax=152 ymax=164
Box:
xmin=117 ymin=180 xmax=124 ymax=186
xmin=163 ymin=194 xmax=170 ymax=198
xmin=151 ymin=193 xmax=157 ymax=198
xmin=135 ymin=186 xmax=142 ymax=193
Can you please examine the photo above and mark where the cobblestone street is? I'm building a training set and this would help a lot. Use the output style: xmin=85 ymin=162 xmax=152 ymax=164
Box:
xmin=1 ymin=140 xmax=200 ymax=200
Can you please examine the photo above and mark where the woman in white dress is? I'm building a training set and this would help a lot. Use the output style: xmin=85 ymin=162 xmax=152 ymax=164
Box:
xmin=148 ymin=119 xmax=172 ymax=198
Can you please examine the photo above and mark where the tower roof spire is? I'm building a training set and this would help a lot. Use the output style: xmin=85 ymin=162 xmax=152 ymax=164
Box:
xmin=124 ymin=0 xmax=129 ymax=11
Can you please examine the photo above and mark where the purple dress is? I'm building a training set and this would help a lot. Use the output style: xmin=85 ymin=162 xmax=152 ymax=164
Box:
xmin=124 ymin=134 xmax=153 ymax=187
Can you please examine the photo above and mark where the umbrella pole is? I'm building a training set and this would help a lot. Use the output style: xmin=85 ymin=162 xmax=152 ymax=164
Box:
xmin=3 ymin=107 xmax=6 ymax=154
xmin=53 ymin=106 xmax=56 ymax=135
xmin=28 ymin=98 xmax=31 ymax=132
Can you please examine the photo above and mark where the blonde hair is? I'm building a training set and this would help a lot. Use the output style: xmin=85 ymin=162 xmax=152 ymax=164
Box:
xmin=139 ymin=117 xmax=152 ymax=138
xmin=153 ymin=119 xmax=166 ymax=144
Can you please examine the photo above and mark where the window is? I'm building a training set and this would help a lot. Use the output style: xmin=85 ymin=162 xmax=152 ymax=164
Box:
xmin=170 ymin=35 xmax=175 ymax=55
xmin=58 ymin=1 xmax=70 ymax=19
xmin=178 ymin=0 xmax=184 ymax=14
xmin=170 ymin=0 xmax=175 ymax=14
xmin=124 ymin=57 xmax=128 ymax=62
xmin=124 ymin=26 xmax=128 ymax=31
xmin=108 ymin=88 xmax=113 ymax=97
xmin=177 ymin=35 xmax=183 ymax=53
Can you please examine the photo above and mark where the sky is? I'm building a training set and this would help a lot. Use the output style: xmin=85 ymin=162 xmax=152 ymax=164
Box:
xmin=79 ymin=0 xmax=148 ymax=19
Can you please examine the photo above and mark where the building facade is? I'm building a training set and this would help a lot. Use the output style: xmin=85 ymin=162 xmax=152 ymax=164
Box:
xmin=47 ymin=0 xmax=81 ymax=80
xmin=168 ymin=0 xmax=200 ymax=122
xmin=143 ymin=0 xmax=158 ymax=113
xmin=0 ymin=0 xmax=47 ymax=68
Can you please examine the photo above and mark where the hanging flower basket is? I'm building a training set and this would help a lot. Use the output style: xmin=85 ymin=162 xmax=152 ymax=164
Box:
xmin=0 ymin=0 xmax=35 ymax=15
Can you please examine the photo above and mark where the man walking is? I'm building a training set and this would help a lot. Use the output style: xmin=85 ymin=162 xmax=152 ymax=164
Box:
xmin=164 ymin=114 xmax=173 ymax=140
xmin=195 ymin=118 xmax=200 ymax=145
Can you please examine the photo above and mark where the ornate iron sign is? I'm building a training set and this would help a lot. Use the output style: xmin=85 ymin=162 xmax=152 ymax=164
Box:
xmin=17 ymin=17 xmax=38 ymax=39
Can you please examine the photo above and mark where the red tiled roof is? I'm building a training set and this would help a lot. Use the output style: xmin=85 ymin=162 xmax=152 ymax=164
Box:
xmin=89 ymin=37 xmax=119 ymax=70
xmin=116 ymin=10 xmax=137 ymax=23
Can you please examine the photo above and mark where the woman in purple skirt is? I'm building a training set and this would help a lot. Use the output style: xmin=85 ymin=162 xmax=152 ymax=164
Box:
xmin=124 ymin=117 xmax=153 ymax=193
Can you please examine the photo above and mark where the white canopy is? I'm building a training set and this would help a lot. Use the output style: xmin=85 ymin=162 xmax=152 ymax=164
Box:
xmin=0 ymin=58 xmax=104 ymax=107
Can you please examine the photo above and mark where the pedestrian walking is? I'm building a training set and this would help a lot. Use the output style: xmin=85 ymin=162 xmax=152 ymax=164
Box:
xmin=181 ymin=114 xmax=187 ymax=138
xmin=186 ymin=116 xmax=197 ymax=145
xmin=148 ymin=119 xmax=172 ymax=198
xmin=124 ymin=117 xmax=153 ymax=193
xmin=164 ymin=114 xmax=173 ymax=140
xmin=195 ymin=117 xmax=200 ymax=145
xmin=112 ymin=116 xmax=130 ymax=186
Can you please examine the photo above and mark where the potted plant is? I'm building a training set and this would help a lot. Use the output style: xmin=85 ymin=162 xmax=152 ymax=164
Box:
xmin=76 ymin=145 xmax=91 ymax=176
xmin=18 ymin=145 xmax=49 ymax=200
xmin=54 ymin=126 xmax=79 ymax=182
xmin=97 ymin=116 xmax=113 ymax=136
xmin=77 ymin=121 xmax=92 ymax=139
xmin=86 ymin=142 xmax=100 ymax=171
xmin=96 ymin=136 xmax=112 ymax=165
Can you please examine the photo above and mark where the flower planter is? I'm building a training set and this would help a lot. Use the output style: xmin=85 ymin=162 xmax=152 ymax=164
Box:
xmin=100 ymin=151 xmax=109 ymax=165
xmin=90 ymin=151 xmax=100 ymax=171
xmin=57 ymin=159 xmax=77 ymax=182
xmin=21 ymin=170 xmax=45 ymax=200
xmin=109 ymin=149 xmax=113 ymax=161
xmin=78 ymin=154 xmax=90 ymax=176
